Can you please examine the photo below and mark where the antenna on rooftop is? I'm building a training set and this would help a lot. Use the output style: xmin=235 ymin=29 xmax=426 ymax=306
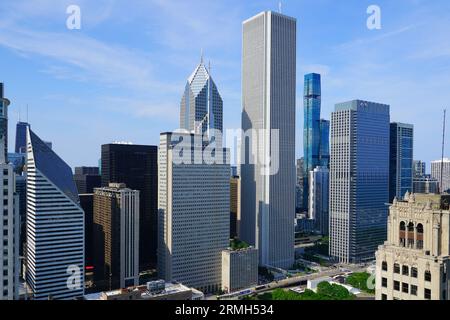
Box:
xmin=440 ymin=109 xmax=447 ymax=194
xmin=200 ymin=48 xmax=204 ymax=64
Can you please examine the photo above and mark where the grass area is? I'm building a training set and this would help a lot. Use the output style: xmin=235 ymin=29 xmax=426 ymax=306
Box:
xmin=346 ymin=272 xmax=375 ymax=294
xmin=230 ymin=238 xmax=250 ymax=250
xmin=246 ymin=282 xmax=355 ymax=301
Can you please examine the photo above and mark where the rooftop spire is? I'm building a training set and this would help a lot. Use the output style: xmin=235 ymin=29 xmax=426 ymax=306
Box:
xmin=200 ymin=48 xmax=204 ymax=64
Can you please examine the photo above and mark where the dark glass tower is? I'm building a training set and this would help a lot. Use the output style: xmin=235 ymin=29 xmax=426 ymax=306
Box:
xmin=101 ymin=144 xmax=158 ymax=271
xmin=15 ymin=121 xmax=30 ymax=153
xmin=74 ymin=166 xmax=101 ymax=194
xmin=319 ymin=119 xmax=330 ymax=168
xmin=389 ymin=123 xmax=414 ymax=202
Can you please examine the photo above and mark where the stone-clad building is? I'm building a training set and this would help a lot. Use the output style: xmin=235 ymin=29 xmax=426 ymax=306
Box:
xmin=375 ymin=193 xmax=450 ymax=300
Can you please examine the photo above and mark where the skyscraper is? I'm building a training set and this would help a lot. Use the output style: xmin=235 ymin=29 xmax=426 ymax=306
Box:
xmin=180 ymin=58 xmax=223 ymax=142
xmin=241 ymin=11 xmax=296 ymax=269
xmin=26 ymin=127 xmax=84 ymax=300
xmin=74 ymin=166 xmax=101 ymax=194
xmin=431 ymin=158 xmax=450 ymax=193
xmin=303 ymin=73 xmax=321 ymax=174
xmin=0 ymin=86 xmax=20 ymax=300
xmin=101 ymin=144 xmax=157 ymax=271
xmin=158 ymin=132 xmax=229 ymax=292
xmin=309 ymin=166 xmax=329 ymax=236
xmin=413 ymin=160 xmax=426 ymax=178
xmin=319 ymin=119 xmax=330 ymax=168
xmin=230 ymin=176 xmax=241 ymax=239
xmin=296 ymin=158 xmax=305 ymax=212
xmin=93 ymin=183 xmax=140 ymax=290
xmin=389 ymin=123 xmax=414 ymax=202
xmin=330 ymin=100 xmax=390 ymax=264
xmin=15 ymin=121 xmax=30 ymax=154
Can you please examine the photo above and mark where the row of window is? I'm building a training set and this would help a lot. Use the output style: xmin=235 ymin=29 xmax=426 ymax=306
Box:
xmin=381 ymin=279 xmax=430 ymax=300
xmin=382 ymin=261 xmax=431 ymax=281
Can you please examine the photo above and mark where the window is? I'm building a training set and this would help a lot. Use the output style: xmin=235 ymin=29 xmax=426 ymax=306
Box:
xmin=416 ymin=224 xmax=424 ymax=249
xmin=394 ymin=263 xmax=400 ymax=274
xmin=402 ymin=265 xmax=409 ymax=276
xmin=402 ymin=283 xmax=409 ymax=294
xmin=424 ymin=289 xmax=431 ymax=300
xmin=425 ymin=271 xmax=432 ymax=282
xmin=382 ymin=261 xmax=388 ymax=271
xmin=381 ymin=294 xmax=387 ymax=300
xmin=382 ymin=278 xmax=387 ymax=288
xmin=411 ymin=267 xmax=418 ymax=278
xmin=394 ymin=281 xmax=400 ymax=291
xmin=399 ymin=222 xmax=406 ymax=247
xmin=411 ymin=285 xmax=418 ymax=296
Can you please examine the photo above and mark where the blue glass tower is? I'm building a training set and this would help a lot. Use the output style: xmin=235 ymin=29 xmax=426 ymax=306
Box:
xmin=329 ymin=100 xmax=390 ymax=263
xmin=303 ymin=73 xmax=321 ymax=174
xmin=389 ymin=123 xmax=414 ymax=202
xmin=319 ymin=119 xmax=330 ymax=168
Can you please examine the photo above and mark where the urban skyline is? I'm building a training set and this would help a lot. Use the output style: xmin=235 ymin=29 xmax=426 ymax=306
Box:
xmin=1 ymin=0 xmax=449 ymax=169
xmin=1 ymin=0 xmax=450 ymax=304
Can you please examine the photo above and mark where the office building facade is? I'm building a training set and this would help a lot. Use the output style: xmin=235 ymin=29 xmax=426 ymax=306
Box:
xmin=93 ymin=183 xmax=139 ymax=290
xmin=389 ymin=123 xmax=414 ymax=202
xmin=101 ymin=144 xmax=157 ymax=270
xmin=413 ymin=160 xmax=426 ymax=178
xmin=413 ymin=175 xmax=439 ymax=194
xmin=158 ymin=132 xmax=229 ymax=293
xmin=329 ymin=100 xmax=390 ymax=263
xmin=230 ymin=176 xmax=241 ymax=239
xmin=241 ymin=11 xmax=296 ymax=269
xmin=431 ymin=158 xmax=450 ymax=193
xmin=375 ymin=194 xmax=450 ymax=300
xmin=309 ymin=166 xmax=329 ymax=236
xmin=26 ymin=128 xmax=84 ymax=300
xmin=0 ymin=90 xmax=20 ymax=300
xmin=221 ymin=247 xmax=258 ymax=294
xmin=74 ymin=166 xmax=101 ymax=194
xmin=180 ymin=59 xmax=223 ymax=142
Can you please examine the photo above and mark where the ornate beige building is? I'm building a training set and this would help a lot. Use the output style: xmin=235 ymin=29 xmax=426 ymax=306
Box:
xmin=375 ymin=193 xmax=450 ymax=300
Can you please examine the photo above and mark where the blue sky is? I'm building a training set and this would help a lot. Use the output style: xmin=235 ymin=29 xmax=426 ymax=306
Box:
xmin=0 ymin=0 xmax=449 ymax=170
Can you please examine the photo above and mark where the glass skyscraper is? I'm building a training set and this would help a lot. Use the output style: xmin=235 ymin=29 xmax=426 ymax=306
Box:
xmin=303 ymin=73 xmax=321 ymax=174
xmin=15 ymin=121 xmax=30 ymax=153
xmin=330 ymin=100 xmax=390 ymax=264
xmin=389 ymin=123 xmax=414 ymax=202
xmin=180 ymin=58 xmax=223 ymax=143
xmin=319 ymin=119 xmax=330 ymax=168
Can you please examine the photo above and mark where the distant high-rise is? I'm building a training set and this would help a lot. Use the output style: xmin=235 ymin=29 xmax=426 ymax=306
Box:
xmin=413 ymin=175 xmax=439 ymax=194
xmin=101 ymin=144 xmax=157 ymax=271
xmin=230 ymin=176 xmax=241 ymax=239
xmin=74 ymin=166 xmax=101 ymax=194
xmin=296 ymin=158 xmax=305 ymax=212
xmin=431 ymin=158 xmax=450 ymax=193
xmin=319 ymin=119 xmax=330 ymax=168
xmin=93 ymin=183 xmax=140 ymax=290
xmin=389 ymin=123 xmax=414 ymax=202
xmin=180 ymin=58 xmax=223 ymax=142
xmin=330 ymin=100 xmax=390 ymax=264
xmin=309 ymin=166 xmax=329 ymax=236
xmin=26 ymin=127 xmax=84 ymax=300
xmin=158 ymin=132 xmax=230 ymax=292
xmin=0 ymin=86 xmax=20 ymax=300
xmin=303 ymin=73 xmax=321 ymax=174
xmin=15 ymin=121 xmax=30 ymax=153
xmin=413 ymin=160 xmax=426 ymax=178
xmin=241 ymin=11 xmax=296 ymax=269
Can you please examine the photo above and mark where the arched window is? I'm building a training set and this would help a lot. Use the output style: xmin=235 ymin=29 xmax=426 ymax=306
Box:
xmin=417 ymin=224 xmax=424 ymax=249
xmin=399 ymin=222 xmax=406 ymax=247
xmin=382 ymin=261 xmax=388 ymax=271
xmin=407 ymin=222 xmax=415 ymax=247
xmin=425 ymin=270 xmax=432 ymax=282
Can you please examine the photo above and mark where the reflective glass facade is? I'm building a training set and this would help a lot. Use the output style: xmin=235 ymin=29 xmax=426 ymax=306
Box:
xmin=319 ymin=119 xmax=330 ymax=168
xmin=389 ymin=123 xmax=414 ymax=202
xmin=330 ymin=100 xmax=390 ymax=263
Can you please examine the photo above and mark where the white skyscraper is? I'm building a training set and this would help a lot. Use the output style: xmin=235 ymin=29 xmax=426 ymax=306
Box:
xmin=309 ymin=166 xmax=329 ymax=235
xmin=431 ymin=158 xmax=450 ymax=193
xmin=158 ymin=132 xmax=230 ymax=293
xmin=0 ymin=87 xmax=20 ymax=301
xmin=240 ymin=11 xmax=296 ymax=269
xmin=26 ymin=128 xmax=84 ymax=300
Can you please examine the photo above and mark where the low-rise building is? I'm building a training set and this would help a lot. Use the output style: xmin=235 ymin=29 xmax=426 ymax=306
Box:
xmin=375 ymin=193 xmax=450 ymax=300
xmin=221 ymin=246 xmax=258 ymax=294
xmin=84 ymin=280 xmax=204 ymax=300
